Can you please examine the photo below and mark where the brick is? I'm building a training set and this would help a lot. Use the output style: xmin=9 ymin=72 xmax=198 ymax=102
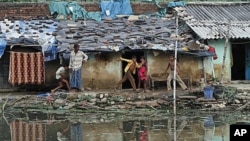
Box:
xmin=0 ymin=2 xmax=160 ymax=17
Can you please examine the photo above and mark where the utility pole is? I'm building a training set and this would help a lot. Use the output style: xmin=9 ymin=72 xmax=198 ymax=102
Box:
xmin=220 ymin=20 xmax=231 ymax=84
xmin=173 ymin=14 xmax=178 ymax=116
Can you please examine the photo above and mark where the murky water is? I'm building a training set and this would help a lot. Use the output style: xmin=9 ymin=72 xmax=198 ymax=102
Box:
xmin=0 ymin=109 xmax=249 ymax=141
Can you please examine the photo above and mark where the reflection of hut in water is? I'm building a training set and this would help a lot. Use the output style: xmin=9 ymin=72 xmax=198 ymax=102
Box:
xmin=122 ymin=120 xmax=149 ymax=141
xmin=83 ymin=122 xmax=122 ymax=141
xmin=0 ymin=116 xmax=11 ymax=140
xmin=213 ymin=123 xmax=229 ymax=141
xmin=202 ymin=115 xmax=215 ymax=141
xmin=10 ymin=120 xmax=46 ymax=141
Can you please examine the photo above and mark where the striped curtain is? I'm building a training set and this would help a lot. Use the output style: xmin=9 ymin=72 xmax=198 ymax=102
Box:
xmin=10 ymin=120 xmax=46 ymax=141
xmin=8 ymin=52 xmax=45 ymax=85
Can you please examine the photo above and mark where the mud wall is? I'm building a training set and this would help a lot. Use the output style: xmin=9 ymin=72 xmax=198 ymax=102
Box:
xmin=82 ymin=52 xmax=122 ymax=90
xmin=147 ymin=51 xmax=203 ymax=86
xmin=80 ymin=51 xmax=205 ymax=90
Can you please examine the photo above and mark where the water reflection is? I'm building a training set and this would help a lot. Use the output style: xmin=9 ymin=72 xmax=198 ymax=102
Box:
xmin=0 ymin=111 xmax=249 ymax=141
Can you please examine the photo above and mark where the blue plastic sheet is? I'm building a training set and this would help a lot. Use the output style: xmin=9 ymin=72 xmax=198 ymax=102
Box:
xmin=37 ymin=92 xmax=51 ymax=98
xmin=0 ymin=39 xmax=7 ymax=58
xmin=100 ymin=0 xmax=133 ymax=19
xmin=167 ymin=1 xmax=186 ymax=8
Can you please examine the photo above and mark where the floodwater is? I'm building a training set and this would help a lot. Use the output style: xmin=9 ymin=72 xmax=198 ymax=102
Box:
xmin=1 ymin=108 xmax=249 ymax=141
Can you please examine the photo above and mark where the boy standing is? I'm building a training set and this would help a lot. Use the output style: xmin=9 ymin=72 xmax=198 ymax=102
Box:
xmin=166 ymin=55 xmax=188 ymax=91
xmin=115 ymin=55 xmax=140 ymax=92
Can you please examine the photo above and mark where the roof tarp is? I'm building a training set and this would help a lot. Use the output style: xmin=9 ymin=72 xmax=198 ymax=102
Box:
xmin=100 ymin=0 xmax=133 ymax=19
xmin=0 ymin=39 xmax=7 ymax=58
xmin=0 ymin=19 xmax=58 ymax=61
xmin=49 ymin=1 xmax=101 ymax=21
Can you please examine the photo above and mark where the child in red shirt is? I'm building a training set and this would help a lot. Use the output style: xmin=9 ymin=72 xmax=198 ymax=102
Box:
xmin=138 ymin=56 xmax=148 ymax=93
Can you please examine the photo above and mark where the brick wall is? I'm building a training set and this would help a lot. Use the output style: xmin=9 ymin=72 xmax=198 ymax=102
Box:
xmin=0 ymin=2 xmax=160 ymax=19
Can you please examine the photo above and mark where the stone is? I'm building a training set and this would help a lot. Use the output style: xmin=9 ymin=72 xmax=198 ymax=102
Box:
xmin=85 ymin=87 xmax=92 ymax=91
xmin=54 ymin=99 xmax=65 ymax=104
xmin=64 ymin=102 xmax=76 ymax=109
xmin=101 ymin=97 xmax=107 ymax=103
xmin=234 ymin=99 xmax=241 ymax=104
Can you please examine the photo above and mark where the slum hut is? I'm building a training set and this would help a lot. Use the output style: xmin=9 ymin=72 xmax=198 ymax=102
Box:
xmin=0 ymin=18 xmax=59 ymax=90
xmin=183 ymin=3 xmax=250 ymax=82
xmin=0 ymin=18 xmax=215 ymax=91
xmin=55 ymin=17 xmax=214 ymax=90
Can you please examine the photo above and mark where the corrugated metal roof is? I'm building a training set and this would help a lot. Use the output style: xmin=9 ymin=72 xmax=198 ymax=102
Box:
xmin=185 ymin=3 xmax=250 ymax=21
xmin=187 ymin=22 xmax=250 ymax=39
xmin=181 ymin=3 xmax=250 ymax=39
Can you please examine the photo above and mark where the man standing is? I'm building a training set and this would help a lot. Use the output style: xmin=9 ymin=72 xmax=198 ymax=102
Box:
xmin=69 ymin=43 xmax=88 ymax=92
xmin=166 ymin=55 xmax=188 ymax=91
xmin=115 ymin=55 xmax=141 ymax=92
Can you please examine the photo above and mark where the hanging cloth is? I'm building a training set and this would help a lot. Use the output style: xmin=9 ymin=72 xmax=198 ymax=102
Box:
xmin=9 ymin=52 xmax=45 ymax=86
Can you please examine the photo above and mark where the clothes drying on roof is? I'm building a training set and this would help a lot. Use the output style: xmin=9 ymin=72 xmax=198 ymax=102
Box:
xmin=100 ymin=0 xmax=133 ymax=19
xmin=49 ymin=1 xmax=101 ymax=21
xmin=49 ymin=1 xmax=70 ymax=18
xmin=8 ymin=52 xmax=45 ymax=86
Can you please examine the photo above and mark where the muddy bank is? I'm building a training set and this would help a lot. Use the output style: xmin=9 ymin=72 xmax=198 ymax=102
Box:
xmin=1 ymin=85 xmax=250 ymax=114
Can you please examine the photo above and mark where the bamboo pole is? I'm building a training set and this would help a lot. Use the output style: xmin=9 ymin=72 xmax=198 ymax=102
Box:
xmin=220 ymin=20 xmax=231 ymax=84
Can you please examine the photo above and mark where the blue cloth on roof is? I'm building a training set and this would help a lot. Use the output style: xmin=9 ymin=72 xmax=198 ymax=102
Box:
xmin=0 ymin=39 xmax=7 ymax=59
xmin=119 ymin=0 xmax=133 ymax=15
xmin=167 ymin=1 xmax=185 ymax=7
xmin=43 ymin=40 xmax=57 ymax=61
xmin=100 ymin=0 xmax=133 ymax=19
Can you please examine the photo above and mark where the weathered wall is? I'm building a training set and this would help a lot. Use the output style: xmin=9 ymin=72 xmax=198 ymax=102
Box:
xmin=82 ymin=52 xmax=122 ymax=90
xmin=79 ymin=51 xmax=204 ymax=90
xmin=208 ymin=39 xmax=231 ymax=82
xmin=0 ymin=2 xmax=159 ymax=18
xmin=147 ymin=51 xmax=203 ymax=85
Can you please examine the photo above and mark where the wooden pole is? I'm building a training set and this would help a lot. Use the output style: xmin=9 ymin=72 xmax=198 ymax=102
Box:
xmin=220 ymin=20 xmax=231 ymax=84
xmin=202 ymin=57 xmax=207 ymax=85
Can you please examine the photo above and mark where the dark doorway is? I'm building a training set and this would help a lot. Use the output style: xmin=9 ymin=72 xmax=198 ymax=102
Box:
xmin=231 ymin=44 xmax=245 ymax=80
xmin=121 ymin=51 xmax=145 ymax=89
xmin=0 ymin=47 xmax=11 ymax=89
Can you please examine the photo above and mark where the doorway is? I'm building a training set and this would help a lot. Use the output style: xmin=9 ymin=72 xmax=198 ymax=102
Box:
xmin=231 ymin=43 xmax=247 ymax=80
xmin=0 ymin=47 xmax=11 ymax=89
xmin=121 ymin=51 xmax=145 ymax=89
